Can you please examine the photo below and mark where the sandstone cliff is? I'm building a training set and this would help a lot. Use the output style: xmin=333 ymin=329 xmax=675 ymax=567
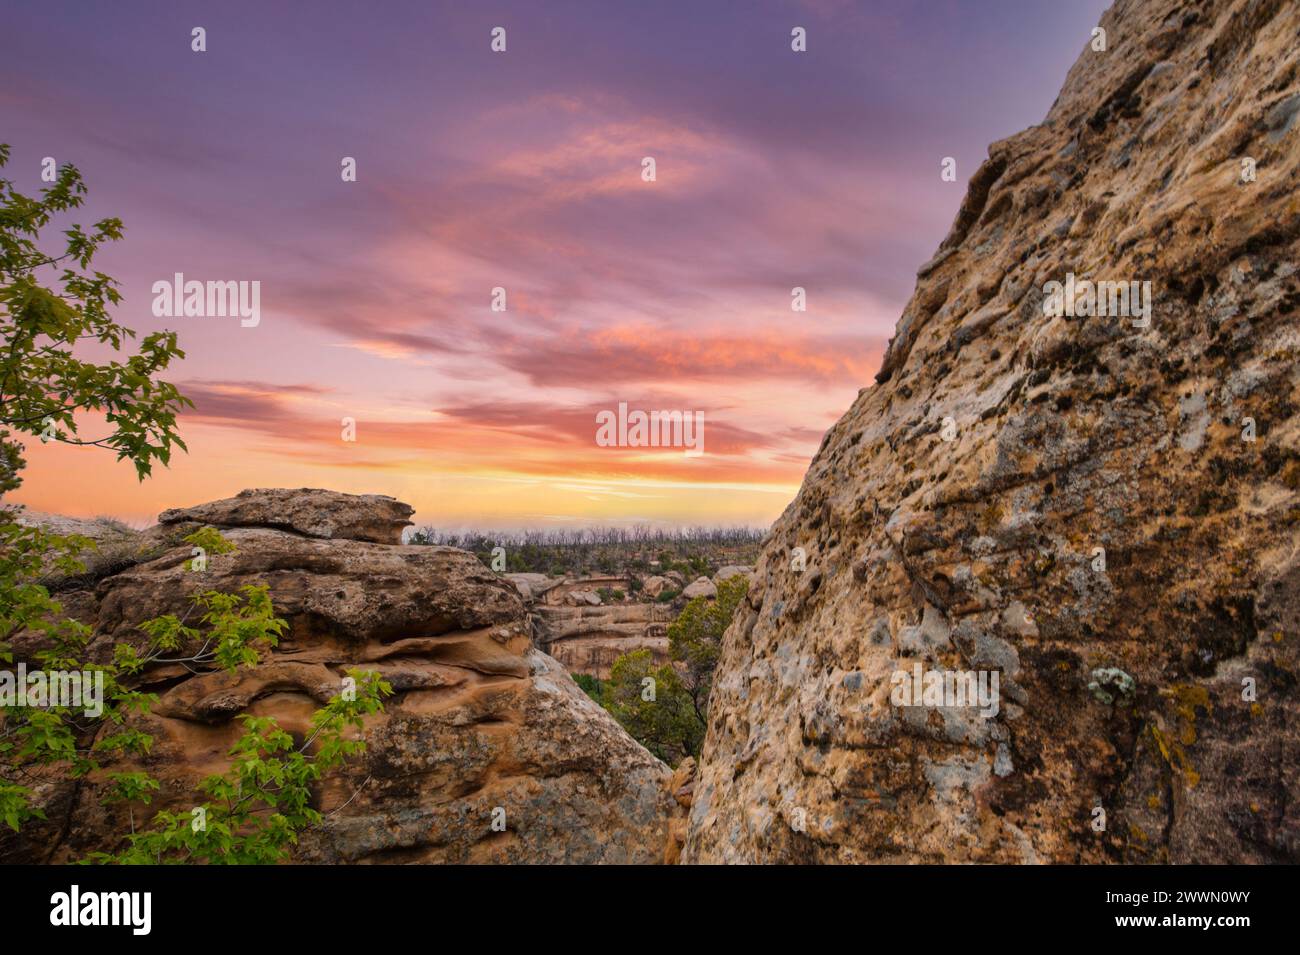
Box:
xmin=686 ymin=0 xmax=1300 ymax=863
xmin=7 ymin=490 xmax=682 ymax=864
xmin=536 ymin=602 xmax=675 ymax=678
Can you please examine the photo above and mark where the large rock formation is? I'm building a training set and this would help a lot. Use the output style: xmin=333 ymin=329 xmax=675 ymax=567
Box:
xmin=687 ymin=0 xmax=1300 ymax=863
xmin=7 ymin=491 xmax=681 ymax=864
xmin=537 ymin=602 xmax=675 ymax=678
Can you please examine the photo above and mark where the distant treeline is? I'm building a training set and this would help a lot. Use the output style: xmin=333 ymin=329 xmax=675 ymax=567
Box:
xmin=408 ymin=526 xmax=765 ymax=549
xmin=407 ymin=525 xmax=765 ymax=578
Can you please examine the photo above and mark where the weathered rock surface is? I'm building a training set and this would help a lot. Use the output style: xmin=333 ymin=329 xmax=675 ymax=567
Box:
xmin=642 ymin=575 xmax=670 ymax=598
xmin=537 ymin=601 xmax=675 ymax=678
xmin=159 ymin=487 xmax=414 ymax=545
xmin=714 ymin=565 xmax=753 ymax=583
xmin=682 ymin=577 xmax=717 ymax=600
xmin=6 ymin=492 xmax=681 ymax=864
xmin=687 ymin=0 xmax=1300 ymax=864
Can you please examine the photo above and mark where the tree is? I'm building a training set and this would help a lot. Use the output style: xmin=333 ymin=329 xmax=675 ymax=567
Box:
xmin=668 ymin=575 xmax=748 ymax=724
xmin=1 ymin=141 xmax=194 ymax=836
xmin=0 ymin=144 xmax=190 ymax=494
xmin=599 ymin=577 xmax=749 ymax=764
xmin=599 ymin=649 xmax=701 ymax=765
xmin=0 ymin=145 xmax=389 ymax=861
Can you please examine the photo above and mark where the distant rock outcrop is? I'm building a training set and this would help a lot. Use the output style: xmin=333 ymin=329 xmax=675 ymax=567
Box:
xmin=536 ymin=601 xmax=676 ymax=678
xmin=682 ymin=577 xmax=717 ymax=600
xmin=7 ymin=490 xmax=682 ymax=864
xmin=713 ymin=565 xmax=753 ymax=583
xmin=687 ymin=0 xmax=1300 ymax=864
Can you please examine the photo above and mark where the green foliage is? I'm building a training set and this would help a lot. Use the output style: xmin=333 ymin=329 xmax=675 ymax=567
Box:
xmin=0 ymin=153 xmax=386 ymax=862
xmin=0 ymin=143 xmax=191 ymax=494
xmin=597 ymin=576 xmax=749 ymax=765
xmin=669 ymin=575 xmax=748 ymax=721
xmin=3 ymin=529 xmax=290 ymax=820
xmin=182 ymin=525 xmax=236 ymax=564
xmin=2 ymin=526 xmax=390 ymax=862
xmin=0 ymin=779 xmax=45 ymax=831
xmin=0 ymin=149 xmax=196 ymax=829
xmin=598 ymin=650 xmax=701 ymax=765
xmin=0 ymin=520 xmax=101 ymax=794
xmin=571 ymin=672 xmax=603 ymax=700
xmin=90 ymin=670 xmax=391 ymax=865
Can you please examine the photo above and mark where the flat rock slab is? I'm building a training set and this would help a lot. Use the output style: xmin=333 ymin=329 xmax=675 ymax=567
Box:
xmin=159 ymin=487 xmax=414 ymax=544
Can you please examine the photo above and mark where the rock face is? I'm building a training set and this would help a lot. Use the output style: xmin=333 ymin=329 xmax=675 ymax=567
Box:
xmin=537 ymin=602 xmax=676 ymax=678
xmin=159 ymin=487 xmax=414 ymax=545
xmin=682 ymin=577 xmax=718 ymax=600
xmin=8 ymin=492 xmax=681 ymax=864
xmin=687 ymin=0 xmax=1300 ymax=864
xmin=503 ymin=572 xmax=559 ymax=602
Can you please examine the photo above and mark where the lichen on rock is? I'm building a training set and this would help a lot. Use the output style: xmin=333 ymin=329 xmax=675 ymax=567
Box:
xmin=686 ymin=0 xmax=1300 ymax=864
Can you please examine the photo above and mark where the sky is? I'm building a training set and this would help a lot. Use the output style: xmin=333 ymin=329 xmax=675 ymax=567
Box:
xmin=2 ymin=0 xmax=1109 ymax=532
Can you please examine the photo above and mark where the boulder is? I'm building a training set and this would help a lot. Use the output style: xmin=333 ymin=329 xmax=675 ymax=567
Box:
xmin=641 ymin=575 xmax=670 ymax=598
xmin=504 ymin=572 xmax=555 ymax=601
xmin=4 ymin=491 xmax=682 ymax=864
xmin=663 ymin=757 xmax=697 ymax=865
xmin=158 ymin=487 xmax=413 ymax=544
xmin=565 ymin=588 xmax=602 ymax=607
xmin=682 ymin=577 xmax=717 ymax=600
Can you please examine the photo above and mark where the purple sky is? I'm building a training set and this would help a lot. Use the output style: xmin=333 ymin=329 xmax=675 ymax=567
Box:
xmin=4 ymin=0 xmax=1111 ymax=529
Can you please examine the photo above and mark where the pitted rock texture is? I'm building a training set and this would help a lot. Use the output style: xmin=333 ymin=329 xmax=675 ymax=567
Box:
xmin=686 ymin=0 xmax=1300 ymax=864
xmin=6 ymin=493 xmax=680 ymax=864
xmin=159 ymin=487 xmax=414 ymax=544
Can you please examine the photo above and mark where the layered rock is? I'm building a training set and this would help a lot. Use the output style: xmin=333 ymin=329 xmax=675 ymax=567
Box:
xmin=6 ymin=491 xmax=681 ymax=864
xmin=687 ymin=0 xmax=1300 ymax=864
xmin=536 ymin=602 xmax=676 ymax=678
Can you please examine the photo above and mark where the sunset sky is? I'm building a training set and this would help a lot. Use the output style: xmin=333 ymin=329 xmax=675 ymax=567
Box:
xmin=3 ymin=0 xmax=1108 ymax=531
